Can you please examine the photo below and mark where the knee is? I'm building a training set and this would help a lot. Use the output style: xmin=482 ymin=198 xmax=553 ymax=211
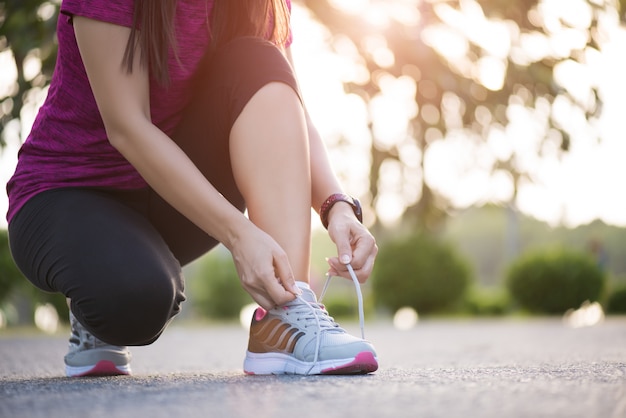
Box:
xmin=73 ymin=268 xmax=185 ymax=346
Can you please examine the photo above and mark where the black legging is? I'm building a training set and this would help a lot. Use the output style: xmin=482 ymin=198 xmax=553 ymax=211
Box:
xmin=8 ymin=37 xmax=300 ymax=346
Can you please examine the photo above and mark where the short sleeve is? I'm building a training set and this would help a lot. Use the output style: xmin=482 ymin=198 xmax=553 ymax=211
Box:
xmin=60 ymin=0 xmax=134 ymax=28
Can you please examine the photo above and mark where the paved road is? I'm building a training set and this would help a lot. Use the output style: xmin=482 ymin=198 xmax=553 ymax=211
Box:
xmin=1 ymin=317 xmax=625 ymax=418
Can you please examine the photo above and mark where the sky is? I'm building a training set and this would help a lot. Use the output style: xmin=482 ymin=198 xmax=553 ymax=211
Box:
xmin=1 ymin=0 xmax=626 ymax=229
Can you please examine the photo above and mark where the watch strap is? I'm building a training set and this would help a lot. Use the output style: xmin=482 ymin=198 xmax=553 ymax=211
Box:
xmin=320 ymin=193 xmax=363 ymax=229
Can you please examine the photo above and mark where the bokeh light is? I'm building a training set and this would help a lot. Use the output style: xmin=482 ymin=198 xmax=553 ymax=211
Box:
xmin=393 ymin=306 xmax=419 ymax=330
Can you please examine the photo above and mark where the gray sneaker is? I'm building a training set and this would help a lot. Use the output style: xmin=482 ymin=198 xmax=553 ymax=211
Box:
xmin=64 ymin=311 xmax=131 ymax=377
xmin=243 ymin=282 xmax=378 ymax=375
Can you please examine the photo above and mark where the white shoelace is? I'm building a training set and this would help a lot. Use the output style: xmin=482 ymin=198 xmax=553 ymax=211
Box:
xmin=319 ymin=263 xmax=365 ymax=339
xmin=296 ymin=263 xmax=366 ymax=374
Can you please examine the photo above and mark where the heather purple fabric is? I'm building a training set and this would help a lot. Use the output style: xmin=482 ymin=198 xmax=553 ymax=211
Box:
xmin=6 ymin=0 xmax=291 ymax=223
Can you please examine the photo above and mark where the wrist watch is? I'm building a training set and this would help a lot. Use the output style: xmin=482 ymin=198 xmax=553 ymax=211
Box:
xmin=320 ymin=193 xmax=363 ymax=229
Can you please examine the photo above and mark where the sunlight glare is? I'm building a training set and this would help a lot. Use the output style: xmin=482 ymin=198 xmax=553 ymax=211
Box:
xmin=239 ymin=303 xmax=258 ymax=330
xmin=0 ymin=50 xmax=17 ymax=98
xmin=370 ymin=74 xmax=417 ymax=150
xmin=475 ymin=56 xmax=506 ymax=91
xmin=553 ymin=59 xmax=594 ymax=110
xmin=34 ymin=303 xmax=59 ymax=334
xmin=23 ymin=51 xmax=43 ymax=83
xmin=375 ymin=159 xmax=407 ymax=226
xmin=375 ymin=193 xmax=405 ymax=227
xmin=550 ymin=28 xmax=590 ymax=58
xmin=393 ymin=307 xmax=418 ymax=330
xmin=539 ymin=0 xmax=593 ymax=32
xmin=422 ymin=25 xmax=469 ymax=62
xmin=563 ymin=301 xmax=604 ymax=328
xmin=328 ymin=0 xmax=370 ymax=14
xmin=486 ymin=126 xmax=513 ymax=161
xmin=424 ymin=133 xmax=501 ymax=209
xmin=515 ymin=32 xmax=551 ymax=64
xmin=37 ymin=2 xmax=58 ymax=21
xmin=363 ymin=36 xmax=395 ymax=68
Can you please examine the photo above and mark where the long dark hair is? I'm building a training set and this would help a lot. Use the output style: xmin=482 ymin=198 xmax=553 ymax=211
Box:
xmin=122 ymin=0 xmax=291 ymax=86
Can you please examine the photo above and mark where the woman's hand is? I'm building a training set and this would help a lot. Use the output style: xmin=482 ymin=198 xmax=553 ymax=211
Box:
xmin=228 ymin=221 xmax=301 ymax=310
xmin=325 ymin=203 xmax=378 ymax=283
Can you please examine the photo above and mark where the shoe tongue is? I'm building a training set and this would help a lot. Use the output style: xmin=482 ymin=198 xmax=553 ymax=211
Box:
xmin=297 ymin=286 xmax=318 ymax=304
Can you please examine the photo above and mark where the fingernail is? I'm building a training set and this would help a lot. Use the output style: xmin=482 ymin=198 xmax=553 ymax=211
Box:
xmin=340 ymin=254 xmax=350 ymax=264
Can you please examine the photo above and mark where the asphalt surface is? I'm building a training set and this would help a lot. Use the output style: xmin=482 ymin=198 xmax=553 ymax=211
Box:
xmin=1 ymin=317 xmax=625 ymax=418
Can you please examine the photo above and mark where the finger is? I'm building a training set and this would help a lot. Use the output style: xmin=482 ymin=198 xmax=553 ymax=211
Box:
xmin=243 ymin=285 xmax=277 ymax=311
xmin=327 ymin=256 xmax=354 ymax=281
xmin=273 ymin=252 xmax=301 ymax=297
xmin=350 ymin=233 xmax=377 ymax=270
xmin=326 ymin=256 xmax=347 ymax=274
xmin=266 ymin=279 xmax=297 ymax=306
xmin=354 ymin=254 xmax=376 ymax=283
xmin=331 ymin=229 xmax=353 ymax=265
xmin=254 ymin=294 xmax=277 ymax=311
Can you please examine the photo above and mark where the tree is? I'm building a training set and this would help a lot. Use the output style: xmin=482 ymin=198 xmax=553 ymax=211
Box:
xmin=1 ymin=0 xmax=623 ymax=233
xmin=301 ymin=0 xmax=621 ymax=232
xmin=0 ymin=0 xmax=59 ymax=147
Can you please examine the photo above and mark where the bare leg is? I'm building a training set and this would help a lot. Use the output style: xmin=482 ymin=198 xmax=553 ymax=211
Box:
xmin=230 ymin=82 xmax=311 ymax=283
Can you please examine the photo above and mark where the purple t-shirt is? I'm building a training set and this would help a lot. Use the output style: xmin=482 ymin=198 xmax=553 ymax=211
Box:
xmin=6 ymin=0 xmax=291 ymax=223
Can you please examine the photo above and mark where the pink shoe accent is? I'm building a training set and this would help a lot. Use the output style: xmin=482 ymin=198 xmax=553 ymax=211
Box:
xmin=254 ymin=308 xmax=268 ymax=321
xmin=321 ymin=351 xmax=378 ymax=375
xmin=75 ymin=360 xmax=129 ymax=377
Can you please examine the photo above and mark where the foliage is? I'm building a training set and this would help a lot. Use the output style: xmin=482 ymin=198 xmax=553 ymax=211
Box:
xmin=0 ymin=228 xmax=21 ymax=303
xmin=187 ymin=251 xmax=252 ymax=320
xmin=1 ymin=1 xmax=624 ymax=233
xmin=606 ymin=282 xmax=626 ymax=314
xmin=506 ymin=248 xmax=606 ymax=314
xmin=442 ymin=205 xmax=626 ymax=288
xmin=463 ymin=286 xmax=511 ymax=316
xmin=0 ymin=0 xmax=59 ymax=146
xmin=372 ymin=232 xmax=472 ymax=314
xmin=302 ymin=0 xmax=617 ymax=231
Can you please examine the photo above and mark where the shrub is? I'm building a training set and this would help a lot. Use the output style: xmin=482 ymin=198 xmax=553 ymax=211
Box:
xmin=606 ymin=283 xmax=626 ymax=314
xmin=0 ymin=229 xmax=22 ymax=304
xmin=188 ymin=251 xmax=252 ymax=320
xmin=506 ymin=248 xmax=606 ymax=314
xmin=463 ymin=287 xmax=511 ymax=316
xmin=372 ymin=233 xmax=472 ymax=314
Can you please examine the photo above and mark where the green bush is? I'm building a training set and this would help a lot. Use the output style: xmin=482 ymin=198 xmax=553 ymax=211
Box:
xmin=188 ymin=251 xmax=252 ymax=320
xmin=372 ymin=233 xmax=472 ymax=314
xmin=463 ymin=287 xmax=511 ymax=316
xmin=606 ymin=284 xmax=626 ymax=314
xmin=0 ymin=229 xmax=22 ymax=304
xmin=506 ymin=248 xmax=606 ymax=314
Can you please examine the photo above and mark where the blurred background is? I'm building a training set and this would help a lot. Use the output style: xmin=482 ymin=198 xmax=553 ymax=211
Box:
xmin=1 ymin=0 xmax=625 ymax=333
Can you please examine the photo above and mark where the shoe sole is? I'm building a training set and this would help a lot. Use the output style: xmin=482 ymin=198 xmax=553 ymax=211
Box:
xmin=244 ymin=351 xmax=378 ymax=375
xmin=66 ymin=360 xmax=131 ymax=377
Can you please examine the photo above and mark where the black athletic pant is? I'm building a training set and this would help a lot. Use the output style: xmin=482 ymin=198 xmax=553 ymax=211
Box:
xmin=8 ymin=37 xmax=300 ymax=346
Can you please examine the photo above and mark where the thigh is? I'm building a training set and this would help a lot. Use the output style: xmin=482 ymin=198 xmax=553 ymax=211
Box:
xmin=158 ymin=37 xmax=301 ymax=263
xmin=8 ymin=188 xmax=185 ymax=344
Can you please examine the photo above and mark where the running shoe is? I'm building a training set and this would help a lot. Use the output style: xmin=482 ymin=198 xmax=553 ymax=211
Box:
xmin=64 ymin=311 xmax=131 ymax=377
xmin=244 ymin=278 xmax=378 ymax=375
